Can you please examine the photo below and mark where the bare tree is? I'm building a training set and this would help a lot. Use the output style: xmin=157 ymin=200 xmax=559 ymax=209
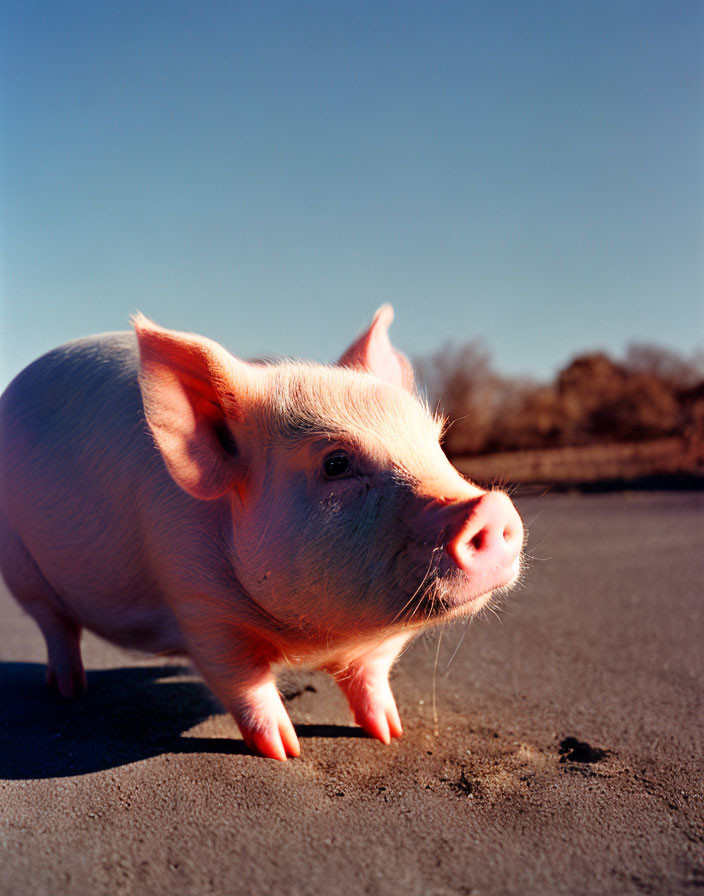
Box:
xmin=416 ymin=339 xmax=704 ymax=458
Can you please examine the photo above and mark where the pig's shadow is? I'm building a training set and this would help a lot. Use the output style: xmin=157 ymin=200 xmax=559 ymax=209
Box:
xmin=0 ymin=662 xmax=364 ymax=780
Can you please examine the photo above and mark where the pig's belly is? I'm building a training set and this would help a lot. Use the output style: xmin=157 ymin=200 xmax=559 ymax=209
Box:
xmin=19 ymin=528 xmax=187 ymax=656
xmin=58 ymin=573 xmax=184 ymax=655
xmin=71 ymin=583 xmax=187 ymax=655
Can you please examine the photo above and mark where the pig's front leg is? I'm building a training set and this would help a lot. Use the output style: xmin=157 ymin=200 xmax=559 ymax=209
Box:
xmin=177 ymin=608 xmax=299 ymax=761
xmin=327 ymin=632 xmax=413 ymax=745
xmin=227 ymin=677 xmax=300 ymax=762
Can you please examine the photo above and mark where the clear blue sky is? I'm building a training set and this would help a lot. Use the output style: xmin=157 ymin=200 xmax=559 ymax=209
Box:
xmin=1 ymin=1 xmax=702 ymax=389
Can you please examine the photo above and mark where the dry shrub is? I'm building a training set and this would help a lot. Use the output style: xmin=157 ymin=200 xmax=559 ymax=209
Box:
xmin=416 ymin=341 xmax=704 ymax=457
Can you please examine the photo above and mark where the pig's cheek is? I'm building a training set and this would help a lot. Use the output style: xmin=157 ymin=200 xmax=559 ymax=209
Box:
xmin=228 ymin=491 xmax=317 ymax=615
xmin=232 ymin=481 xmax=402 ymax=630
xmin=312 ymin=499 xmax=412 ymax=625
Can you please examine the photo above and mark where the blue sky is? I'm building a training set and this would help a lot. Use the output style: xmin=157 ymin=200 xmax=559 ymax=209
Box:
xmin=2 ymin=1 xmax=702 ymax=389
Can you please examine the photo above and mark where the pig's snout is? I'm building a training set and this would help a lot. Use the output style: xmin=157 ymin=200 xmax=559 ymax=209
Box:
xmin=446 ymin=492 xmax=523 ymax=587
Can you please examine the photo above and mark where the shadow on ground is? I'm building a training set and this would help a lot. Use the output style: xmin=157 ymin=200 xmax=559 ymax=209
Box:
xmin=0 ymin=662 xmax=364 ymax=779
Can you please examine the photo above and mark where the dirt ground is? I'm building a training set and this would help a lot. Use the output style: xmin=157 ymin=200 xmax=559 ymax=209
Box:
xmin=1 ymin=492 xmax=702 ymax=895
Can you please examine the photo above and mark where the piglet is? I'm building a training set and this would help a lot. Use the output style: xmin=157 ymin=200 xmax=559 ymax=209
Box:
xmin=0 ymin=307 xmax=523 ymax=760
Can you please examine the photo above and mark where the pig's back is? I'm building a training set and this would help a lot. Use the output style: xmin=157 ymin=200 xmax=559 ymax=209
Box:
xmin=0 ymin=333 xmax=185 ymax=651
xmin=1 ymin=333 xmax=145 ymax=474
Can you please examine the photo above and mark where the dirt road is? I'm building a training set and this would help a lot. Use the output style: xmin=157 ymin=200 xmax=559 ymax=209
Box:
xmin=1 ymin=492 xmax=702 ymax=895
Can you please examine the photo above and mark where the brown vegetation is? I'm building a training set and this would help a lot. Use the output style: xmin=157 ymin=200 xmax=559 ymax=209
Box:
xmin=416 ymin=342 xmax=704 ymax=487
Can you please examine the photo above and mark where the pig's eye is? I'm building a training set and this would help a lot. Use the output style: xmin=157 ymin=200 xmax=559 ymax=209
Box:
xmin=322 ymin=450 xmax=352 ymax=479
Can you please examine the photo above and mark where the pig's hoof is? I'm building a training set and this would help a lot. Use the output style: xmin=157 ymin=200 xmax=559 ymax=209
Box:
xmin=353 ymin=698 xmax=404 ymax=745
xmin=231 ymin=682 xmax=301 ymax=761
xmin=47 ymin=661 xmax=87 ymax=699
xmin=340 ymin=676 xmax=404 ymax=744
xmin=241 ymin=720 xmax=301 ymax=762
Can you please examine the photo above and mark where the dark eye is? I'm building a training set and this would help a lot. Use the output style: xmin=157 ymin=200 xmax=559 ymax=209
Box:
xmin=322 ymin=450 xmax=352 ymax=479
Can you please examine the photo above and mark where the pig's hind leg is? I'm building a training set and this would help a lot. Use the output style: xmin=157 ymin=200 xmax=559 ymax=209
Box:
xmin=0 ymin=526 xmax=86 ymax=698
xmin=37 ymin=610 xmax=85 ymax=698
xmin=327 ymin=631 xmax=412 ymax=745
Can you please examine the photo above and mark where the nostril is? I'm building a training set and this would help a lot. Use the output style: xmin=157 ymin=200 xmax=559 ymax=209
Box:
xmin=468 ymin=521 xmax=513 ymax=554
xmin=503 ymin=522 xmax=522 ymax=547
xmin=470 ymin=529 xmax=487 ymax=552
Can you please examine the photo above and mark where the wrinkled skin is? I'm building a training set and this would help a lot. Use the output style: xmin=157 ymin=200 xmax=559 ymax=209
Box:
xmin=0 ymin=307 xmax=523 ymax=760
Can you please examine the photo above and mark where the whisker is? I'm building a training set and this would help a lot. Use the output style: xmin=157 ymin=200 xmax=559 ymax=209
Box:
xmin=487 ymin=603 xmax=503 ymax=624
xmin=443 ymin=616 xmax=472 ymax=673
xmin=406 ymin=580 xmax=434 ymax=624
xmin=389 ymin=535 xmax=444 ymax=626
xmin=431 ymin=621 xmax=446 ymax=737
xmin=523 ymin=551 xmax=552 ymax=563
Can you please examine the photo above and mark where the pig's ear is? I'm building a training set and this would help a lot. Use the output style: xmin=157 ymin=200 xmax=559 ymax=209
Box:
xmin=133 ymin=314 xmax=261 ymax=501
xmin=337 ymin=305 xmax=415 ymax=392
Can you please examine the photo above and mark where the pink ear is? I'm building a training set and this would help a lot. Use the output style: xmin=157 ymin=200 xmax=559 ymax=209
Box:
xmin=133 ymin=315 xmax=261 ymax=501
xmin=337 ymin=305 xmax=415 ymax=392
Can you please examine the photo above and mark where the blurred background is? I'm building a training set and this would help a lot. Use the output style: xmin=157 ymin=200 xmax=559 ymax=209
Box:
xmin=2 ymin=1 xmax=703 ymax=486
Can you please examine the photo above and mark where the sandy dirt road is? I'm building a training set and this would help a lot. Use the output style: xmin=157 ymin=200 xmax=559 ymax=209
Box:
xmin=1 ymin=492 xmax=702 ymax=895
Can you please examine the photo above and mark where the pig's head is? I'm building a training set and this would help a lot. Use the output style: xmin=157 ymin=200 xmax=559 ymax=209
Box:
xmin=134 ymin=307 xmax=523 ymax=648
